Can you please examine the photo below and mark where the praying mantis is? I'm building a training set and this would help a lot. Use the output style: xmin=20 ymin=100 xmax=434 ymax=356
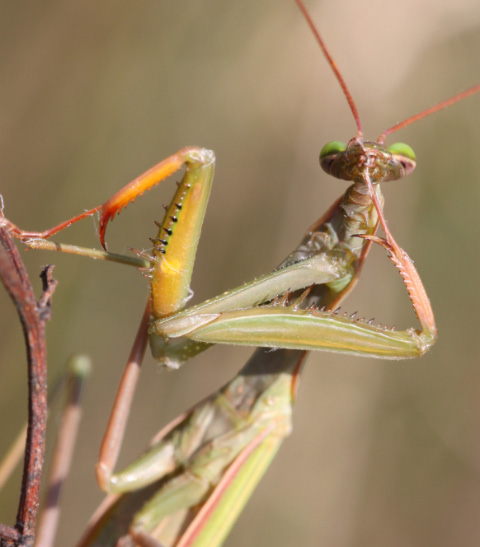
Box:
xmin=0 ymin=1 xmax=480 ymax=547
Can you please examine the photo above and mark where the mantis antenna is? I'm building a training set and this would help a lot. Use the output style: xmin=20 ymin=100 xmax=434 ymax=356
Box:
xmin=295 ymin=0 xmax=480 ymax=143
xmin=295 ymin=0 xmax=363 ymax=136
xmin=379 ymin=83 xmax=480 ymax=142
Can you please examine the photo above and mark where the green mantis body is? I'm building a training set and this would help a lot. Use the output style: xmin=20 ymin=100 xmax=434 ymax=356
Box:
xmin=1 ymin=1 xmax=480 ymax=545
xmin=73 ymin=118 xmax=446 ymax=543
xmin=73 ymin=140 xmax=391 ymax=543
xmin=5 ymin=133 xmax=440 ymax=545
xmin=79 ymin=349 xmax=305 ymax=546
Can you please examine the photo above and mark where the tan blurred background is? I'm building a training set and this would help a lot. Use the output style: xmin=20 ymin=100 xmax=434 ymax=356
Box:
xmin=1 ymin=1 xmax=480 ymax=545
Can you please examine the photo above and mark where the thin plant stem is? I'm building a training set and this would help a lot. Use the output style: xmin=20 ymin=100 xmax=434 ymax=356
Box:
xmin=35 ymin=356 xmax=91 ymax=547
xmin=0 ymin=226 xmax=57 ymax=547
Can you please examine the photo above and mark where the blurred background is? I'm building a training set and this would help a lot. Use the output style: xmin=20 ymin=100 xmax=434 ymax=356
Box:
xmin=1 ymin=1 xmax=480 ymax=545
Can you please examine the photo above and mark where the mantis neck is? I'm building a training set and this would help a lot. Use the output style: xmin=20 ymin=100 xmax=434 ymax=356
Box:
xmin=337 ymin=181 xmax=382 ymax=248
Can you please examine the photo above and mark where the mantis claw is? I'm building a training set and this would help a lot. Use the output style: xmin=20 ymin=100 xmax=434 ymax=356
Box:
xmin=97 ymin=147 xmax=212 ymax=249
xmin=356 ymin=232 xmax=435 ymax=342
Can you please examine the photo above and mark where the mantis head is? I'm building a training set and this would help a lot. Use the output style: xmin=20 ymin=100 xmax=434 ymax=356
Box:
xmin=319 ymin=140 xmax=417 ymax=183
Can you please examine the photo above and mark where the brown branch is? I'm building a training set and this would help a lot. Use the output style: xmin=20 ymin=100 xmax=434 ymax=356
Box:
xmin=0 ymin=226 xmax=57 ymax=547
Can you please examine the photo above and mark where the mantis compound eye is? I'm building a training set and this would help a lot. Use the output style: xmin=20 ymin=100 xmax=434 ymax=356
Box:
xmin=319 ymin=141 xmax=347 ymax=173
xmin=320 ymin=140 xmax=347 ymax=159
xmin=387 ymin=142 xmax=416 ymax=176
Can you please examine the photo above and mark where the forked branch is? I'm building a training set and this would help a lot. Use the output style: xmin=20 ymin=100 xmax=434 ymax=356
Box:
xmin=0 ymin=226 xmax=57 ymax=547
